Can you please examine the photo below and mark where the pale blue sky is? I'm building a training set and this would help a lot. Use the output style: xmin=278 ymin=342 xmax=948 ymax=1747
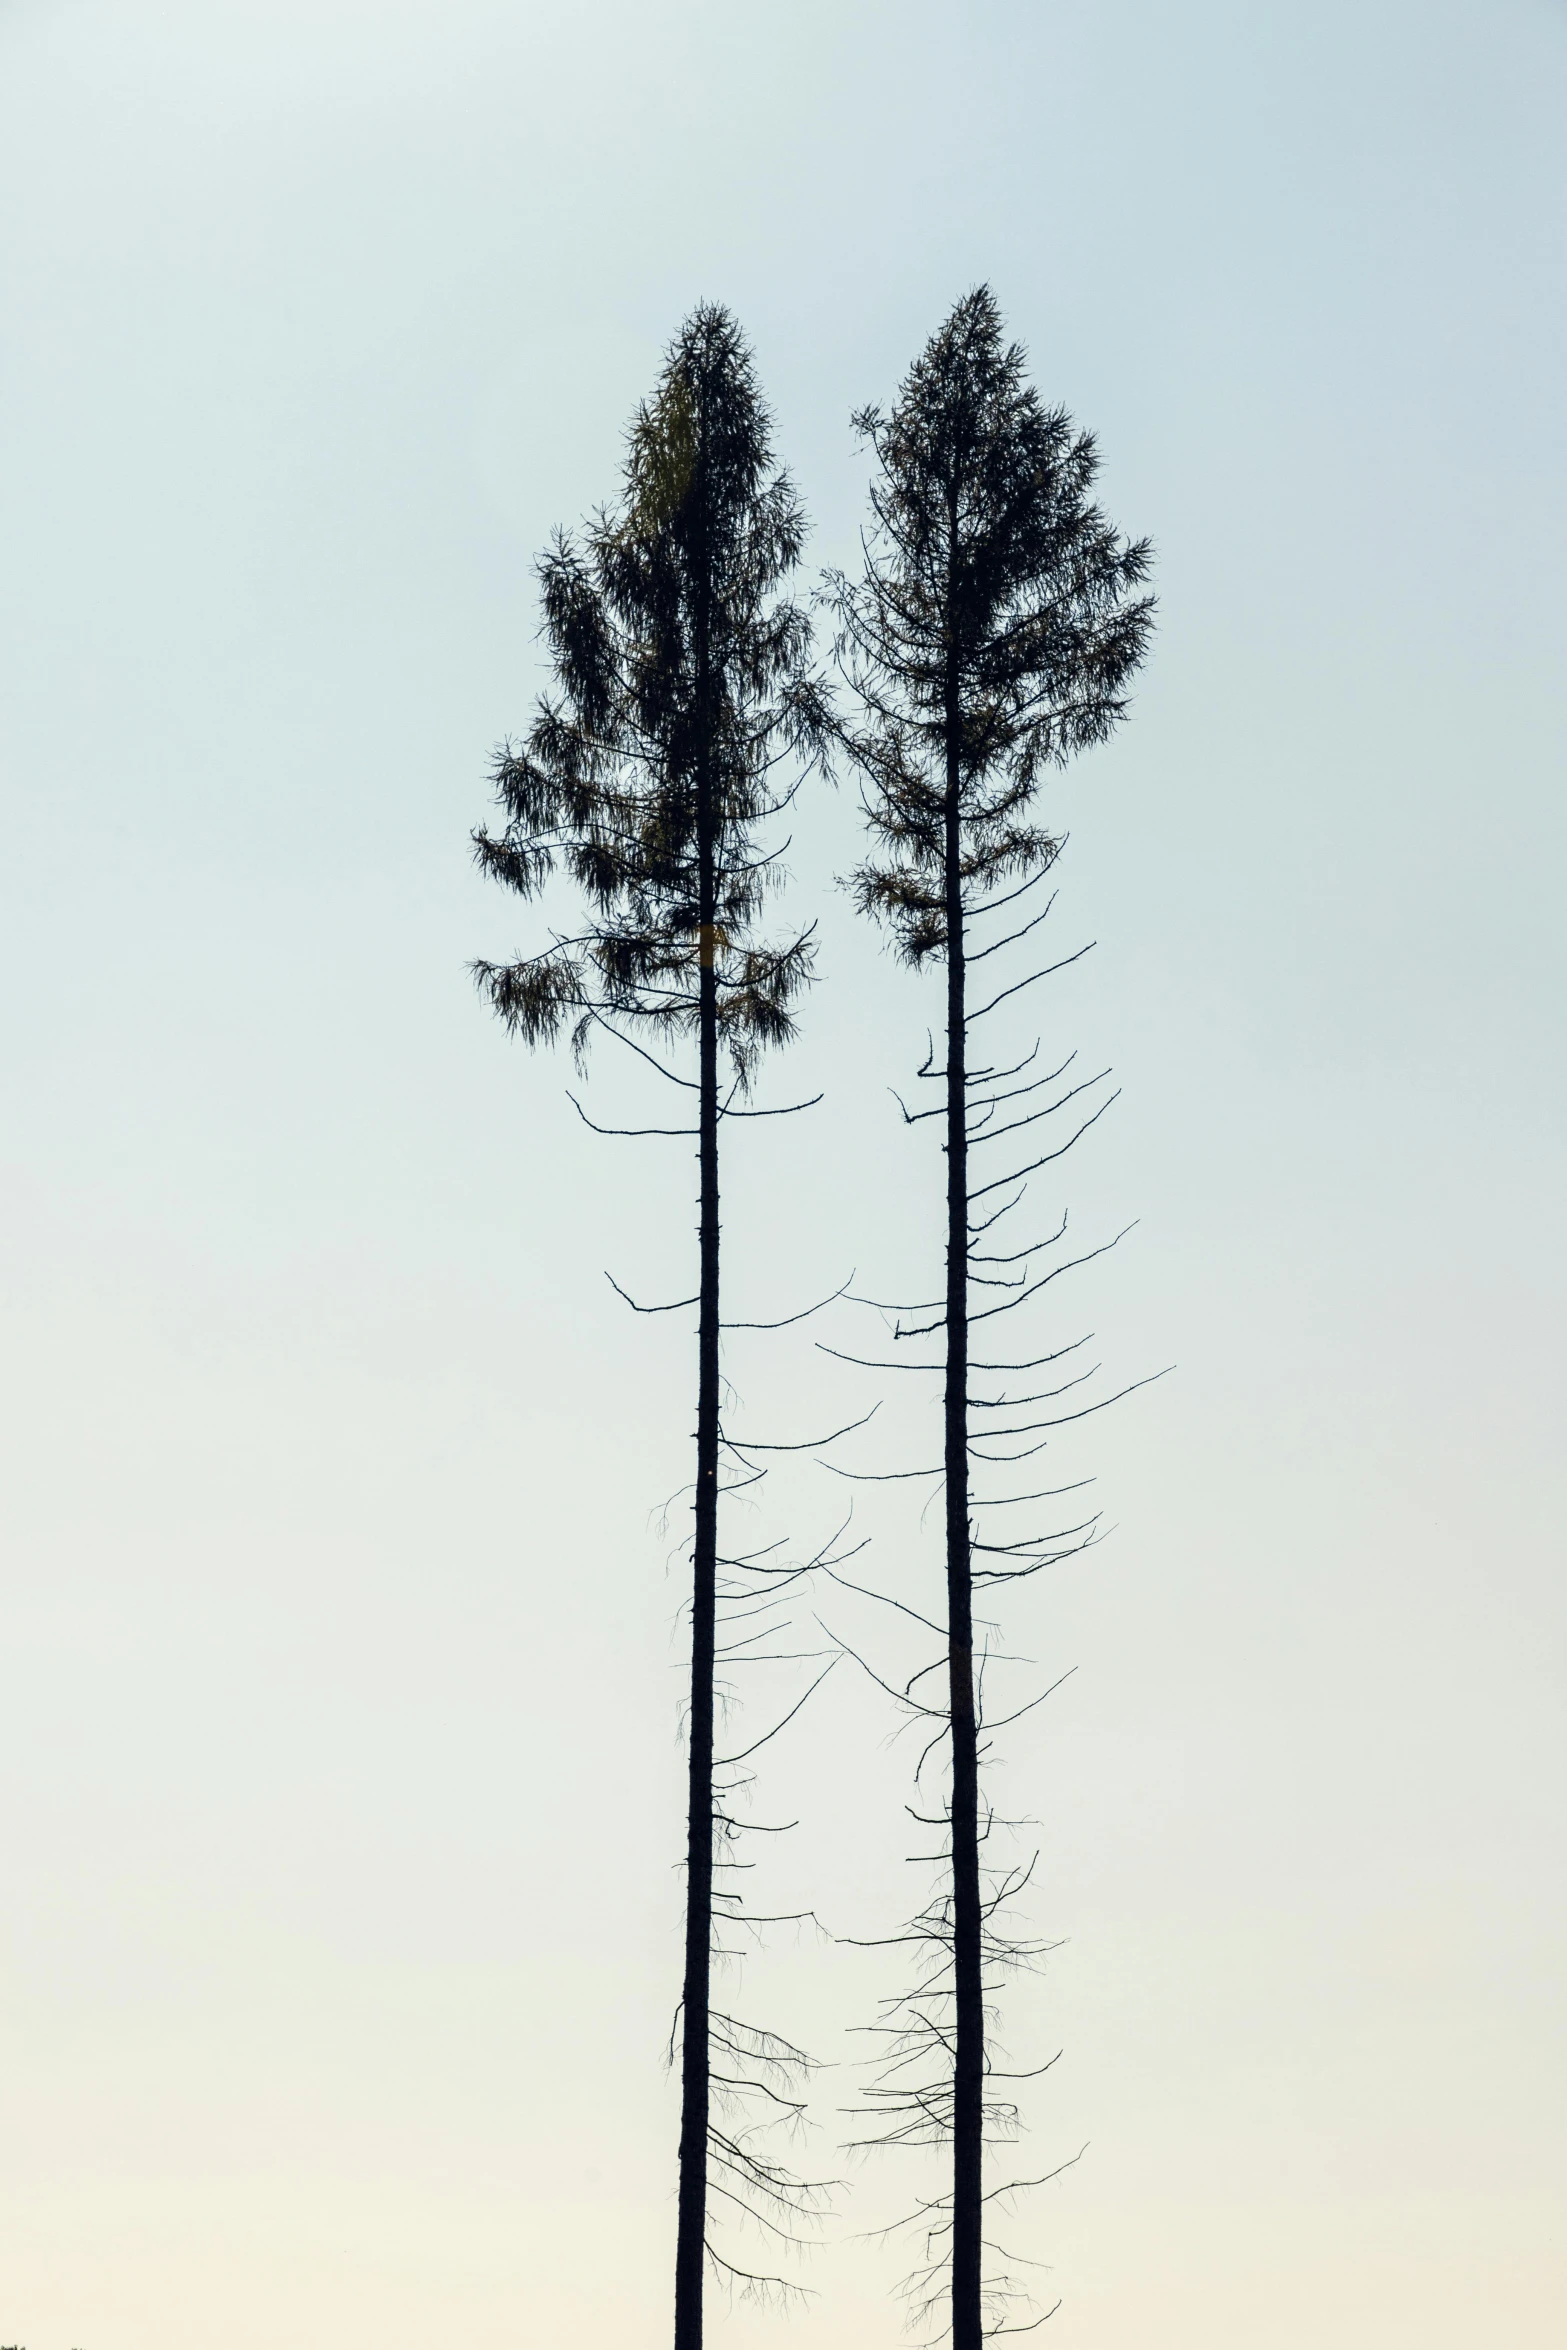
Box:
xmin=2 ymin=3 xmax=1564 ymax=2345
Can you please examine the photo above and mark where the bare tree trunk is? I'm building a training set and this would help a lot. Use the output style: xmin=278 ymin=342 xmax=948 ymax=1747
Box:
xmin=944 ymin=666 xmax=983 ymax=2350
xmin=675 ymin=621 xmax=721 ymax=2350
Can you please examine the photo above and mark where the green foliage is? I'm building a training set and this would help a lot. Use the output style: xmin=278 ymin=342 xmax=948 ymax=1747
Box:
xmin=829 ymin=284 xmax=1154 ymax=956
xmin=473 ymin=303 xmax=826 ymax=1082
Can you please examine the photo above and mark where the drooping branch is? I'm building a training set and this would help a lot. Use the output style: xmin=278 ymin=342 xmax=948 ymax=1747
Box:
xmin=826 ymin=285 xmax=1155 ymax=2348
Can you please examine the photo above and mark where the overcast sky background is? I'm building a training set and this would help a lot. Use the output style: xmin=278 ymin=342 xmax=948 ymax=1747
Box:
xmin=2 ymin=2 xmax=1565 ymax=2345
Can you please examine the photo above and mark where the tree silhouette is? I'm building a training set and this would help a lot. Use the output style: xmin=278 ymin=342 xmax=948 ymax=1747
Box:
xmin=827 ymin=287 xmax=1154 ymax=2347
xmin=472 ymin=304 xmax=829 ymax=2349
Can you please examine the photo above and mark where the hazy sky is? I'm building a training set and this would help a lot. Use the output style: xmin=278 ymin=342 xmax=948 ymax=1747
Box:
xmin=2 ymin=3 xmax=1564 ymax=2345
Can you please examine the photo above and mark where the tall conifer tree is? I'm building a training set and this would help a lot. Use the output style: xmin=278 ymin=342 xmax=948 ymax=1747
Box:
xmin=472 ymin=305 xmax=823 ymax=2350
xmin=830 ymin=288 xmax=1153 ymax=2347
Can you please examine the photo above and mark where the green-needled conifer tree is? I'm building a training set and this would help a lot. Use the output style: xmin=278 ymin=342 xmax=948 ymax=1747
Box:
xmin=472 ymin=304 xmax=826 ymax=2350
xmin=829 ymin=288 xmax=1154 ymax=2347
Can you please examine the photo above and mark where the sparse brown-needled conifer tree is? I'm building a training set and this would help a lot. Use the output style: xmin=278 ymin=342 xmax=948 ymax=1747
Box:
xmin=472 ymin=305 xmax=828 ymax=2350
xmin=828 ymin=288 xmax=1154 ymax=2346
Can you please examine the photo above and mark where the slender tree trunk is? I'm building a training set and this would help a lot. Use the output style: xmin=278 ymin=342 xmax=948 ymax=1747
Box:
xmin=675 ymin=592 xmax=720 ymax=2350
xmin=944 ymin=664 xmax=983 ymax=2350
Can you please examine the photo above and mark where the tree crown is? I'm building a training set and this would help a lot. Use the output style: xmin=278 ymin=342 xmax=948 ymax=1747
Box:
xmin=474 ymin=303 xmax=824 ymax=1075
xmin=830 ymin=286 xmax=1154 ymax=961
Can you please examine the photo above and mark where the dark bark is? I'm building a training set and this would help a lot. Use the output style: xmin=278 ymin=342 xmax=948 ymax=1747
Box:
xmin=943 ymin=659 xmax=983 ymax=2350
xmin=674 ymin=578 xmax=720 ymax=2350
xmin=674 ymin=923 xmax=719 ymax=2350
